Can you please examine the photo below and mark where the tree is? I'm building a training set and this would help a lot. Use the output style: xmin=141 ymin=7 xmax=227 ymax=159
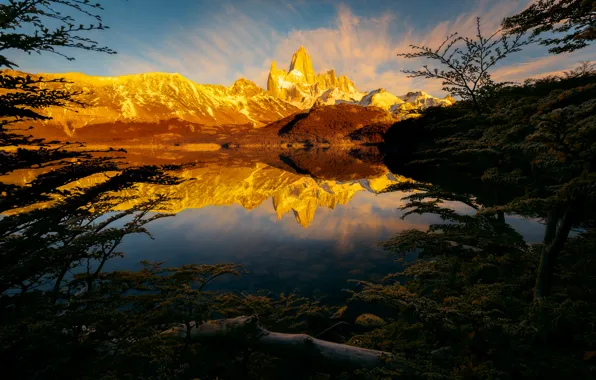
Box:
xmin=502 ymin=0 xmax=596 ymax=54
xmin=0 ymin=3 xmax=397 ymax=378
xmin=397 ymin=17 xmax=530 ymax=112
xmin=387 ymin=54 xmax=596 ymax=301
xmin=484 ymin=78 xmax=596 ymax=299
xmin=0 ymin=0 xmax=120 ymax=183
xmin=0 ymin=2 xmax=199 ymax=377
xmin=0 ymin=0 xmax=116 ymax=143
xmin=0 ymin=0 xmax=187 ymax=301
xmin=564 ymin=60 xmax=596 ymax=78
xmin=350 ymin=180 xmax=596 ymax=378
xmin=362 ymin=12 xmax=596 ymax=377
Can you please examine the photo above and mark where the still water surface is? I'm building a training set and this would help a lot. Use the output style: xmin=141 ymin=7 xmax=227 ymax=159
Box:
xmin=95 ymin=149 xmax=545 ymax=303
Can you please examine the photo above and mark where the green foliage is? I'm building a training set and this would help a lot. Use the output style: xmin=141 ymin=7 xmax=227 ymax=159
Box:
xmin=1 ymin=260 xmax=246 ymax=379
xmin=372 ymin=45 xmax=596 ymax=377
xmin=215 ymin=291 xmax=331 ymax=333
xmin=0 ymin=0 xmax=116 ymax=67
xmin=0 ymin=0 xmax=116 ymax=165
xmin=351 ymin=186 xmax=596 ymax=378
xmin=0 ymin=5 xmax=339 ymax=379
xmin=502 ymin=0 xmax=596 ymax=54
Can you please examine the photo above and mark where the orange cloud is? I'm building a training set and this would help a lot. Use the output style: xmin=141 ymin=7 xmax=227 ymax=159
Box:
xmin=109 ymin=0 xmax=593 ymax=96
xmin=493 ymin=48 xmax=596 ymax=83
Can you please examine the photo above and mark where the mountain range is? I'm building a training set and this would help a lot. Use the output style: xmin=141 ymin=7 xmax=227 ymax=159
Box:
xmin=9 ymin=46 xmax=454 ymax=143
xmin=266 ymin=46 xmax=454 ymax=113
xmin=15 ymin=70 xmax=298 ymax=135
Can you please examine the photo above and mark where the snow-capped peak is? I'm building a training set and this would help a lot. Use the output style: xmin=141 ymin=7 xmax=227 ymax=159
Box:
xmin=399 ymin=90 xmax=454 ymax=108
xmin=17 ymin=70 xmax=299 ymax=133
xmin=267 ymin=46 xmax=362 ymax=108
xmin=228 ymin=77 xmax=261 ymax=96
xmin=265 ymin=47 xmax=453 ymax=113
xmin=358 ymin=88 xmax=404 ymax=110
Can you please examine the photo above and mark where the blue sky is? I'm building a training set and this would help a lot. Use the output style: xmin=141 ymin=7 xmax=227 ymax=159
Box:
xmin=13 ymin=0 xmax=596 ymax=95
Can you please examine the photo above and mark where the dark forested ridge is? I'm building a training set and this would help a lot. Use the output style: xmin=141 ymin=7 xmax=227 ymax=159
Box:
xmin=1 ymin=1 xmax=596 ymax=379
xmin=366 ymin=67 xmax=596 ymax=379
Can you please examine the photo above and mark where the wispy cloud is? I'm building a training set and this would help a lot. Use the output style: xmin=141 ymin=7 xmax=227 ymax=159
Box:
xmin=109 ymin=0 xmax=592 ymax=95
xmin=111 ymin=3 xmax=279 ymax=85
xmin=493 ymin=48 xmax=596 ymax=82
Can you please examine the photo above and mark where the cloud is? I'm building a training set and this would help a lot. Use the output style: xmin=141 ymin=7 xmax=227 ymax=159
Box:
xmin=109 ymin=0 xmax=591 ymax=95
xmin=493 ymin=48 xmax=596 ymax=82
xmin=110 ymin=3 xmax=279 ymax=86
xmin=268 ymin=1 xmax=526 ymax=95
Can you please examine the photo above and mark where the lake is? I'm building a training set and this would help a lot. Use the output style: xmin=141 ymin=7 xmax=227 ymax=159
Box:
xmin=0 ymin=146 xmax=545 ymax=303
xmin=66 ymin=146 xmax=544 ymax=304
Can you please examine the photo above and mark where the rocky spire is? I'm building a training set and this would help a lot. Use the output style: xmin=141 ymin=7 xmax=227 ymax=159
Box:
xmin=289 ymin=46 xmax=315 ymax=85
xmin=266 ymin=46 xmax=361 ymax=108
xmin=267 ymin=60 xmax=282 ymax=97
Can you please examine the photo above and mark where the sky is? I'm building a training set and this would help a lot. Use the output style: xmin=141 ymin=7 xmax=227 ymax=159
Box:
xmin=12 ymin=0 xmax=596 ymax=96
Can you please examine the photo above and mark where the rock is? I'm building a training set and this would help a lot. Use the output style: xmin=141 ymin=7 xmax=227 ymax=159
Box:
xmin=289 ymin=46 xmax=316 ymax=84
xmin=359 ymin=89 xmax=404 ymax=110
xmin=355 ymin=313 xmax=386 ymax=328
xmin=444 ymin=94 xmax=456 ymax=104
xmin=266 ymin=46 xmax=364 ymax=108
xmin=399 ymin=91 xmax=454 ymax=108
xmin=16 ymin=70 xmax=299 ymax=138
xmin=312 ymin=97 xmax=326 ymax=109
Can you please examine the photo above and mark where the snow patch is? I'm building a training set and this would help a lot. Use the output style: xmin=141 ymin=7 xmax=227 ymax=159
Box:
xmin=289 ymin=69 xmax=304 ymax=77
xmin=277 ymin=77 xmax=296 ymax=90
xmin=121 ymin=99 xmax=137 ymax=118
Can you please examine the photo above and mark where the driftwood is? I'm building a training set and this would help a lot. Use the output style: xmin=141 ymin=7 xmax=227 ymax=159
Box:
xmin=161 ymin=316 xmax=399 ymax=371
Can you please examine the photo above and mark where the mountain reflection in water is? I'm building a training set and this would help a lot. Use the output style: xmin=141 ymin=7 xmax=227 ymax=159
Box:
xmin=2 ymin=146 xmax=545 ymax=302
xmin=114 ymin=163 xmax=407 ymax=228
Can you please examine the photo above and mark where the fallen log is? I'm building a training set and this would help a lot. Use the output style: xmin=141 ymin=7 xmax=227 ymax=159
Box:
xmin=161 ymin=315 xmax=400 ymax=371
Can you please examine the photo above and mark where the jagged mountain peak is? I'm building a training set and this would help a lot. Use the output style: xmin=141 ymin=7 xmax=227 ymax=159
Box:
xmin=289 ymin=45 xmax=315 ymax=84
xmin=267 ymin=46 xmax=363 ymax=108
xmin=401 ymin=90 xmax=430 ymax=98
xmin=231 ymin=77 xmax=256 ymax=85
xmin=264 ymin=47 xmax=452 ymax=112
xmin=16 ymin=69 xmax=299 ymax=135
xmin=399 ymin=90 xmax=455 ymax=109
xmin=359 ymin=88 xmax=404 ymax=110
xmin=228 ymin=77 xmax=261 ymax=96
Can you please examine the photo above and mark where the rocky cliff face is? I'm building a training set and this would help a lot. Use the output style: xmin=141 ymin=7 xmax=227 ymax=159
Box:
xmin=357 ymin=89 xmax=455 ymax=120
xmin=260 ymin=102 xmax=398 ymax=144
xmin=267 ymin=46 xmax=364 ymax=108
xmin=358 ymin=88 xmax=404 ymax=111
xmin=266 ymin=47 xmax=455 ymax=116
xmin=6 ymin=46 xmax=457 ymax=143
xmin=289 ymin=46 xmax=316 ymax=85
xmin=4 ymin=70 xmax=299 ymax=136
xmin=399 ymin=91 xmax=455 ymax=109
